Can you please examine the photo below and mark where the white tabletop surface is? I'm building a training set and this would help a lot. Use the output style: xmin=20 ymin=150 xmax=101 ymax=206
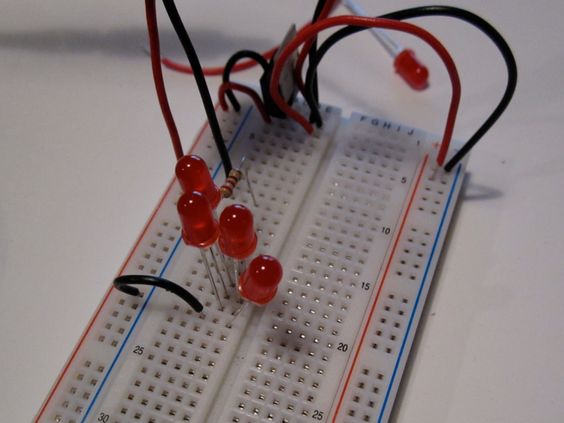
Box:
xmin=1 ymin=1 xmax=563 ymax=421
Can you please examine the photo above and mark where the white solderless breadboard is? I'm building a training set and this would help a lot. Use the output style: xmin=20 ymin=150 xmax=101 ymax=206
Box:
xmin=35 ymin=100 xmax=466 ymax=423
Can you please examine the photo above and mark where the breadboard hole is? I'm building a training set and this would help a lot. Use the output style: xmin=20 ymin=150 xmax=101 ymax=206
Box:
xmin=49 ymin=359 xmax=108 ymax=423
xmin=342 ymin=367 xmax=387 ymax=423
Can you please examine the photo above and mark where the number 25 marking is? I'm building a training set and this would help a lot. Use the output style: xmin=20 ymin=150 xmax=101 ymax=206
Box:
xmin=312 ymin=409 xmax=324 ymax=420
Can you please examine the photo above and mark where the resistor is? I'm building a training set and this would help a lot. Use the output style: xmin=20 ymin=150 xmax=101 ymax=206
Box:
xmin=220 ymin=168 xmax=243 ymax=198
xmin=220 ymin=167 xmax=258 ymax=207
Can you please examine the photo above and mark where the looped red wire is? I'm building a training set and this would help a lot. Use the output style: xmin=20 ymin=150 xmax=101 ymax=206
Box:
xmin=269 ymin=15 xmax=461 ymax=167
xmin=162 ymin=47 xmax=277 ymax=76
xmin=218 ymin=82 xmax=272 ymax=123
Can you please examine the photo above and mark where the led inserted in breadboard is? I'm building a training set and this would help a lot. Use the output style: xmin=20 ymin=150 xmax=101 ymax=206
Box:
xmin=35 ymin=101 xmax=466 ymax=423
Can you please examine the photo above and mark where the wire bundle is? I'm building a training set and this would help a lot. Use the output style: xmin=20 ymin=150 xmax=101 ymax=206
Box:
xmin=268 ymin=6 xmax=517 ymax=171
xmin=145 ymin=0 xmax=232 ymax=174
xmin=269 ymin=15 xmax=461 ymax=167
xmin=299 ymin=6 xmax=518 ymax=171
xmin=145 ymin=2 xmax=516 ymax=172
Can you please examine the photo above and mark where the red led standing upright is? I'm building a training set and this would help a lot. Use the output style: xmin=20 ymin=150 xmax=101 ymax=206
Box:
xmin=176 ymin=155 xmax=221 ymax=209
xmin=218 ymin=204 xmax=257 ymax=260
xmin=218 ymin=204 xmax=258 ymax=286
xmin=238 ymin=255 xmax=283 ymax=306
xmin=177 ymin=191 xmax=219 ymax=248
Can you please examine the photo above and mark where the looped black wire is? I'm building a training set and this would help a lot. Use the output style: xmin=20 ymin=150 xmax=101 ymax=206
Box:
xmin=114 ymin=275 xmax=204 ymax=312
xmin=304 ymin=6 xmax=517 ymax=171
xmin=222 ymin=50 xmax=269 ymax=111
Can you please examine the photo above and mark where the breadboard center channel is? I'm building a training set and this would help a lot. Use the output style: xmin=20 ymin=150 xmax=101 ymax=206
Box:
xmin=36 ymin=101 xmax=466 ymax=423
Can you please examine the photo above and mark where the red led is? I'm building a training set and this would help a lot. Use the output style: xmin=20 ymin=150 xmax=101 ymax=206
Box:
xmin=177 ymin=191 xmax=219 ymax=248
xmin=218 ymin=204 xmax=257 ymax=260
xmin=238 ymin=255 xmax=283 ymax=306
xmin=394 ymin=49 xmax=429 ymax=91
xmin=175 ymin=155 xmax=221 ymax=209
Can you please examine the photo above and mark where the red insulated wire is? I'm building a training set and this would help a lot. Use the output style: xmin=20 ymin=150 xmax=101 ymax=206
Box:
xmin=160 ymin=2 xmax=336 ymax=78
xmin=218 ymin=82 xmax=272 ymax=123
xmin=294 ymin=0 xmax=339 ymax=94
xmin=269 ymin=15 xmax=461 ymax=167
xmin=145 ymin=0 xmax=183 ymax=160
xmin=162 ymin=46 xmax=278 ymax=76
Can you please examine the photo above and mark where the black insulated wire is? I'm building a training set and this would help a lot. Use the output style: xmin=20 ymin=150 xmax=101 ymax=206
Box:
xmin=114 ymin=275 xmax=204 ymax=312
xmin=222 ymin=50 xmax=270 ymax=111
xmin=308 ymin=0 xmax=328 ymax=106
xmin=162 ymin=0 xmax=233 ymax=175
xmin=304 ymin=5 xmax=517 ymax=171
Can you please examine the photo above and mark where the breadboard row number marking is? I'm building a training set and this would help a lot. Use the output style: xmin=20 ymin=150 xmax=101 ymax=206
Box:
xmin=80 ymin=106 xmax=252 ymax=423
xmin=80 ymin=238 xmax=180 ymax=422
xmin=331 ymin=154 xmax=429 ymax=422
xmin=377 ymin=163 xmax=462 ymax=423
xmin=42 ymin=106 xmax=252 ymax=423
xmin=33 ymin=175 xmax=177 ymax=423
xmin=33 ymin=102 xmax=225 ymax=422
